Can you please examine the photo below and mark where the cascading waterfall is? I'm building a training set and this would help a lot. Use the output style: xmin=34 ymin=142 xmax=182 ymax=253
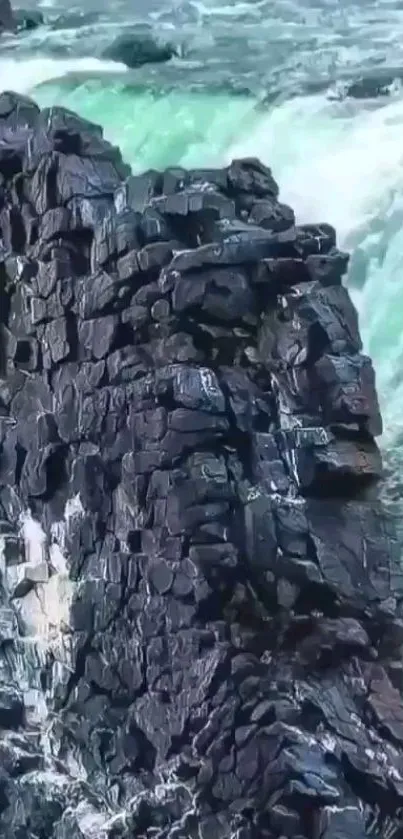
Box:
xmin=0 ymin=501 xmax=76 ymax=761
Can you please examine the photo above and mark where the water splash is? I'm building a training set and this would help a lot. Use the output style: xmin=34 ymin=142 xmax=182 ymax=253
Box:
xmin=0 ymin=56 xmax=127 ymax=95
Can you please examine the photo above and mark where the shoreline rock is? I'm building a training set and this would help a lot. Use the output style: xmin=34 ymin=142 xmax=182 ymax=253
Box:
xmin=0 ymin=3 xmax=44 ymax=33
xmin=0 ymin=91 xmax=401 ymax=839
xmin=0 ymin=0 xmax=14 ymax=31
xmin=102 ymin=33 xmax=177 ymax=69
xmin=328 ymin=72 xmax=403 ymax=102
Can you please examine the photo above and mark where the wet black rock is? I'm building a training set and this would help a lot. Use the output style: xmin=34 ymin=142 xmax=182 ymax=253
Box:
xmin=14 ymin=8 xmax=44 ymax=31
xmin=0 ymin=0 xmax=14 ymax=31
xmin=329 ymin=73 xmax=401 ymax=102
xmin=102 ymin=33 xmax=177 ymax=69
xmin=346 ymin=74 xmax=397 ymax=99
xmin=0 ymin=89 xmax=401 ymax=839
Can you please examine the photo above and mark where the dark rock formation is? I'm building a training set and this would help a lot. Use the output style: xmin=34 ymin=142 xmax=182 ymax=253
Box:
xmin=0 ymin=90 xmax=401 ymax=839
xmin=102 ymin=33 xmax=177 ymax=69
xmin=0 ymin=2 xmax=43 ymax=33
xmin=0 ymin=0 xmax=14 ymax=31
xmin=14 ymin=8 xmax=44 ymax=31
xmin=345 ymin=75 xmax=397 ymax=99
xmin=328 ymin=73 xmax=401 ymax=101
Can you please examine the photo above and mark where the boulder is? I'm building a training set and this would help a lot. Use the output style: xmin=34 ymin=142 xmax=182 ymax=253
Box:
xmin=14 ymin=8 xmax=44 ymax=30
xmin=102 ymin=33 xmax=177 ymax=69
xmin=0 ymin=0 xmax=14 ymax=31
xmin=346 ymin=74 xmax=396 ymax=99
xmin=329 ymin=73 xmax=400 ymax=101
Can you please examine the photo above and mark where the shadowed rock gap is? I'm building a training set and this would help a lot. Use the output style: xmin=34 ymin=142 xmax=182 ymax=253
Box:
xmin=0 ymin=91 xmax=401 ymax=839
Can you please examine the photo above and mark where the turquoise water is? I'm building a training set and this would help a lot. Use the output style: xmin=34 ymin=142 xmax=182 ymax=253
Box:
xmin=34 ymin=83 xmax=263 ymax=171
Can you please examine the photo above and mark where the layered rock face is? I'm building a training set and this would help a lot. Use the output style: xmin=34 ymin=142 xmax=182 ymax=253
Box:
xmin=0 ymin=91 xmax=402 ymax=839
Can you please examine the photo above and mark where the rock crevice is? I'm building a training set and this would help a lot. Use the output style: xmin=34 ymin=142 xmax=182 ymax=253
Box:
xmin=0 ymin=90 xmax=401 ymax=839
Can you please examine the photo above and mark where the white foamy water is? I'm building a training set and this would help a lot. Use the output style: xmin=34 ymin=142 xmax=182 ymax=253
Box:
xmin=20 ymin=510 xmax=47 ymax=566
xmin=14 ymin=512 xmax=74 ymax=652
xmin=0 ymin=56 xmax=127 ymax=94
xmin=227 ymin=92 xmax=403 ymax=449
xmin=228 ymin=94 xmax=403 ymax=249
xmin=0 ymin=505 xmax=77 ymax=723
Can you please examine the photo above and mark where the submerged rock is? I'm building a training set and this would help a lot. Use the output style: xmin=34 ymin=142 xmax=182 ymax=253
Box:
xmin=0 ymin=89 xmax=400 ymax=839
xmin=102 ymin=33 xmax=177 ymax=68
xmin=329 ymin=73 xmax=401 ymax=101
xmin=346 ymin=74 xmax=397 ymax=99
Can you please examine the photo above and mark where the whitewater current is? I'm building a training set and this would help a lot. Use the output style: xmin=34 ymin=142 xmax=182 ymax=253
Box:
xmin=2 ymin=0 xmax=403 ymax=482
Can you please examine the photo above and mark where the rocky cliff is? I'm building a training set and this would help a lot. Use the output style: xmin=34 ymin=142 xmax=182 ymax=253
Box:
xmin=0 ymin=90 xmax=402 ymax=839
